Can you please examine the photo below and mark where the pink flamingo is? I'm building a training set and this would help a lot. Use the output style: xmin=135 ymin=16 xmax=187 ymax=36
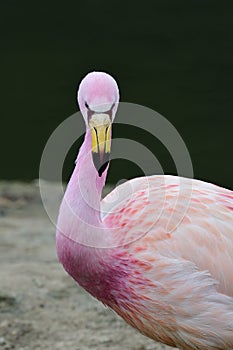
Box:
xmin=56 ymin=72 xmax=233 ymax=350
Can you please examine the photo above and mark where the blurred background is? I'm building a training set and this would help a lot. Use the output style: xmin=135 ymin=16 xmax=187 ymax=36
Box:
xmin=1 ymin=0 xmax=233 ymax=188
xmin=0 ymin=3 xmax=233 ymax=349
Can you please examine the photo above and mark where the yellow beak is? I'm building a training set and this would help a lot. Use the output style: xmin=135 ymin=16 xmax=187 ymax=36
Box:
xmin=89 ymin=114 xmax=112 ymax=176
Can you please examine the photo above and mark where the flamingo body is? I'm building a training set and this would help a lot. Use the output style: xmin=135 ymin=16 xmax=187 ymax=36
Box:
xmin=56 ymin=72 xmax=233 ymax=350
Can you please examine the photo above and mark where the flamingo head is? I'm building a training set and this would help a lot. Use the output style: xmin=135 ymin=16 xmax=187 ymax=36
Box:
xmin=77 ymin=71 xmax=119 ymax=176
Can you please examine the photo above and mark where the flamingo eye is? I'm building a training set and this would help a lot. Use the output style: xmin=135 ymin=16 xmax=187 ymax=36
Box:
xmin=85 ymin=101 xmax=89 ymax=109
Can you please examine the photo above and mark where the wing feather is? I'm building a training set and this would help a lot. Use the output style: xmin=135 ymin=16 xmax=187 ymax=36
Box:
xmin=102 ymin=175 xmax=233 ymax=296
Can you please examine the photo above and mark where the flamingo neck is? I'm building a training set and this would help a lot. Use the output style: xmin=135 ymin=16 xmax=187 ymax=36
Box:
xmin=56 ymin=128 xmax=130 ymax=303
xmin=57 ymin=129 xmax=109 ymax=246
xmin=75 ymin=128 xmax=107 ymax=214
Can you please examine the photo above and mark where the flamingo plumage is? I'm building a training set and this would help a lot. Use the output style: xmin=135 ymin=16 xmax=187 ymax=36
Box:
xmin=56 ymin=71 xmax=233 ymax=350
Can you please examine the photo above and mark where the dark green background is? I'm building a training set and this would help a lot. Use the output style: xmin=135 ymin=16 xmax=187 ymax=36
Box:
xmin=1 ymin=0 xmax=233 ymax=188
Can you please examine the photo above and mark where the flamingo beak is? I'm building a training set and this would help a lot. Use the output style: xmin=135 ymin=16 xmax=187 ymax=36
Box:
xmin=89 ymin=114 xmax=112 ymax=177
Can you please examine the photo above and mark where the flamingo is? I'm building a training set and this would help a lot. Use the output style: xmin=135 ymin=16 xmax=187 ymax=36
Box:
xmin=56 ymin=71 xmax=233 ymax=350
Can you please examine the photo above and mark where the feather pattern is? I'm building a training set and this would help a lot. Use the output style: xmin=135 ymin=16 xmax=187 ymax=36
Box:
xmin=101 ymin=175 xmax=233 ymax=349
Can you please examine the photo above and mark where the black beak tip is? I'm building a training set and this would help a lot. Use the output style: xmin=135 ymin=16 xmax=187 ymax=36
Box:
xmin=98 ymin=161 xmax=109 ymax=177
xmin=92 ymin=152 xmax=110 ymax=177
